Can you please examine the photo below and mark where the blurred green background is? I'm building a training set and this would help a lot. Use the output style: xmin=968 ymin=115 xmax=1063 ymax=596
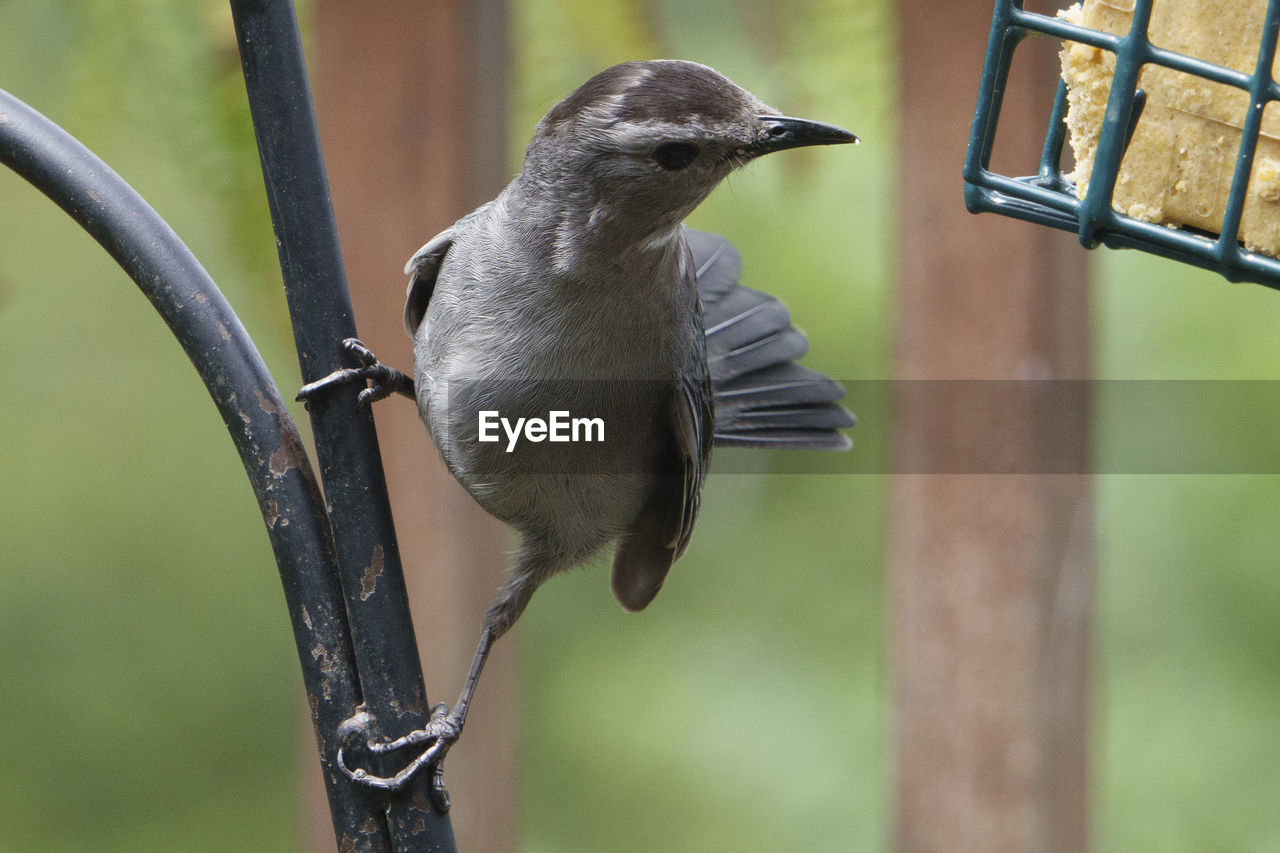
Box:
xmin=0 ymin=1 xmax=1277 ymax=851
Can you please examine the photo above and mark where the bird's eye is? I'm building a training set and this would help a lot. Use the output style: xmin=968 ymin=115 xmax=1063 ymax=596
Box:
xmin=652 ymin=142 xmax=700 ymax=170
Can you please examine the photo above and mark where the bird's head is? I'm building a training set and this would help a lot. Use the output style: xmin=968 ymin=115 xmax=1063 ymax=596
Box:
xmin=520 ymin=60 xmax=857 ymax=243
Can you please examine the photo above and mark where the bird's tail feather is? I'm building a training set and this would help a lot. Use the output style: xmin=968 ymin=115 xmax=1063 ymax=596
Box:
xmin=688 ymin=228 xmax=855 ymax=451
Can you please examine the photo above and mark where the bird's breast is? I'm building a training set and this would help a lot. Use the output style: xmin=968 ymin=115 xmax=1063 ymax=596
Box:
xmin=412 ymin=245 xmax=696 ymax=535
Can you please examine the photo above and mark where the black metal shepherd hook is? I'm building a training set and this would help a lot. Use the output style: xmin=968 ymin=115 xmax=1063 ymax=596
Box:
xmin=1 ymin=0 xmax=457 ymax=849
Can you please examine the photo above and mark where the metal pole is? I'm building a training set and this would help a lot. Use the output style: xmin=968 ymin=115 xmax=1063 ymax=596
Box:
xmin=227 ymin=1 xmax=456 ymax=849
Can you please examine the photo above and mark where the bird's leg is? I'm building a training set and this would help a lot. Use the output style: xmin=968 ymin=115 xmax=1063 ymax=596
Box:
xmin=336 ymin=551 xmax=543 ymax=808
xmin=296 ymin=338 xmax=415 ymax=406
xmin=336 ymin=627 xmax=496 ymax=812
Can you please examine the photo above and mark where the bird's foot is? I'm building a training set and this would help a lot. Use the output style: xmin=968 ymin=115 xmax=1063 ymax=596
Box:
xmin=296 ymin=338 xmax=414 ymax=406
xmin=336 ymin=703 xmax=462 ymax=812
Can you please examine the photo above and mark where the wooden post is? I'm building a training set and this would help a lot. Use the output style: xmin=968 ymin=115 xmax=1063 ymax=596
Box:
xmin=893 ymin=3 xmax=1093 ymax=851
xmin=306 ymin=3 xmax=515 ymax=851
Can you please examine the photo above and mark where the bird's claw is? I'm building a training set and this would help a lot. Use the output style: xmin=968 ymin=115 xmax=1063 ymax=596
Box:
xmin=296 ymin=338 xmax=413 ymax=406
xmin=334 ymin=704 xmax=462 ymax=813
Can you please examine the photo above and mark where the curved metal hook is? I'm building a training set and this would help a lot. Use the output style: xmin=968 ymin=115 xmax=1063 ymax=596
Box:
xmin=0 ymin=86 xmax=378 ymax=845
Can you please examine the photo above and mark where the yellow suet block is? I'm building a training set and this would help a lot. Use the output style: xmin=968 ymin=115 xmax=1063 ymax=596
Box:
xmin=1060 ymin=0 xmax=1280 ymax=256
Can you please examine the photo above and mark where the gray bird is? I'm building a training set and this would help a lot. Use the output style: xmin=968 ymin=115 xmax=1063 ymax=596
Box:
xmin=300 ymin=59 xmax=857 ymax=808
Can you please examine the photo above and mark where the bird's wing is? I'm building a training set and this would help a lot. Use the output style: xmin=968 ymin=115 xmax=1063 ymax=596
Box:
xmin=688 ymin=228 xmax=855 ymax=450
xmin=670 ymin=364 xmax=715 ymax=559
xmin=610 ymin=291 xmax=714 ymax=613
xmin=402 ymin=202 xmax=494 ymax=337
xmin=402 ymin=229 xmax=453 ymax=337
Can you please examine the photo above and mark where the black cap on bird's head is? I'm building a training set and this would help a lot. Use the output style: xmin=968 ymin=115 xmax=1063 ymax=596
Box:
xmin=522 ymin=60 xmax=857 ymax=230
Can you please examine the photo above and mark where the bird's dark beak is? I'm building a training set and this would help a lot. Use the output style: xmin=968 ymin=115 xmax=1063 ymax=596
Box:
xmin=750 ymin=115 xmax=859 ymax=156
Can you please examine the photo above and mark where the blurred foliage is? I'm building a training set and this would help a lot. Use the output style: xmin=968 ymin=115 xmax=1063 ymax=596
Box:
xmin=1094 ymin=251 xmax=1280 ymax=851
xmin=1 ymin=1 xmax=1278 ymax=852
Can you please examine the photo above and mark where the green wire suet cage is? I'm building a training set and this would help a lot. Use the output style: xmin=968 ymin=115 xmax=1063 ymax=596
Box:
xmin=964 ymin=0 xmax=1280 ymax=289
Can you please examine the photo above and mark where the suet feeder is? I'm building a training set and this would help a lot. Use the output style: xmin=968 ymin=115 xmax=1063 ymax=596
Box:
xmin=964 ymin=0 xmax=1280 ymax=289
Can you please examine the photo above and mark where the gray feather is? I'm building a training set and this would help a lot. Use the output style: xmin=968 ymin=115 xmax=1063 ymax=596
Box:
xmin=689 ymin=229 xmax=855 ymax=449
xmin=610 ymin=318 xmax=713 ymax=613
xmin=403 ymin=228 xmax=453 ymax=337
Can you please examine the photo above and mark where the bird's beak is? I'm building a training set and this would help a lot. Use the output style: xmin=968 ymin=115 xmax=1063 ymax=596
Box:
xmin=749 ymin=115 xmax=859 ymax=156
